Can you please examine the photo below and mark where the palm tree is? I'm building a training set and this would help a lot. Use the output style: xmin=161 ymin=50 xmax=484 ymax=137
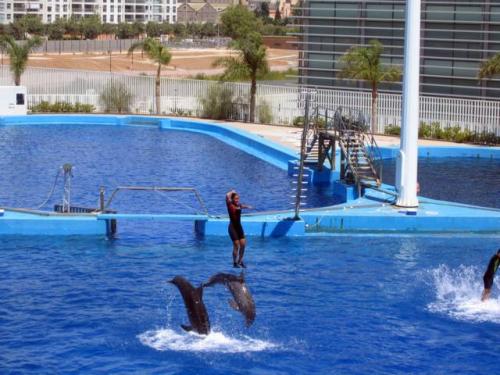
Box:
xmin=128 ymin=37 xmax=171 ymax=115
xmin=214 ymin=31 xmax=268 ymax=123
xmin=0 ymin=35 xmax=42 ymax=86
xmin=338 ymin=40 xmax=401 ymax=133
xmin=478 ymin=53 xmax=500 ymax=80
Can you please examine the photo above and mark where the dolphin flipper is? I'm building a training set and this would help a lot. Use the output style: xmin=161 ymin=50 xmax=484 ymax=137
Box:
xmin=181 ymin=324 xmax=193 ymax=332
xmin=228 ymin=299 xmax=240 ymax=311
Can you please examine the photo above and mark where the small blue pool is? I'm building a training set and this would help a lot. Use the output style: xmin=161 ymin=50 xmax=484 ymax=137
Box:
xmin=0 ymin=122 xmax=498 ymax=374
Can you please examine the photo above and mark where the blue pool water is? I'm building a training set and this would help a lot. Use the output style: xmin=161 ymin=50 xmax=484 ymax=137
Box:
xmin=382 ymin=157 xmax=500 ymax=208
xmin=0 ymin=125 xmax=337 ymax=214
xmin=0 ymin=124 xmax=499 ymax=374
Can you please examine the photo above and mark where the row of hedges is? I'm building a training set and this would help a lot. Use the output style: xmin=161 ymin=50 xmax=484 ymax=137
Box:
xmin=31 ymin=101 xmax=94 ymax=113
xmin=384 ymin=122 xmax=499 ymax=145
xmin=30 ymin=83 xmax=274 ymax=123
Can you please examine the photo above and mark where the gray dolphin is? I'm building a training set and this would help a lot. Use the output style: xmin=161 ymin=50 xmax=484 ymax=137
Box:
xmin=169 ymin=276 xmax=210 ymax=335
xmin=203 ymin=272 xmax=256 ymax=327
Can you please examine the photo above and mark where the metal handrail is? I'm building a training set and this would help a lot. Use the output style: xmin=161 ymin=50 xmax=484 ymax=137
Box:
xmin=322 ymin=106 xmax=384 ymax=186
xmin=103 ymin=186 xmax=209 ymax=216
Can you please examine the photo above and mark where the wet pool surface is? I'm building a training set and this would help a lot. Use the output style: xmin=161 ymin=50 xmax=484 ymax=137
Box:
xmin=0 ymin=125 xmax=498 ymax=374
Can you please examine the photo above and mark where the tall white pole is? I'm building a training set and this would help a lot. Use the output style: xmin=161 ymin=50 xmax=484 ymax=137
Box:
xmin=396 ymin=0 xmax=421 ymax=208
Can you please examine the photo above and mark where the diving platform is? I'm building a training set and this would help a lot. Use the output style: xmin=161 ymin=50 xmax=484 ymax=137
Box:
xmin=96 ymin=213 xmax=209 ymax=221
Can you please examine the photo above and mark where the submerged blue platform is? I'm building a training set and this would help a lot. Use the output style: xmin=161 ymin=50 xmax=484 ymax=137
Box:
xmin=0 ymin=114 xmax=498 ymax=236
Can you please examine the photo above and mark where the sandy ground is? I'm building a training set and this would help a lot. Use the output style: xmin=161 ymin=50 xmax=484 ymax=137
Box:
xmin=10 ymin=48 xmax=298 ymax=78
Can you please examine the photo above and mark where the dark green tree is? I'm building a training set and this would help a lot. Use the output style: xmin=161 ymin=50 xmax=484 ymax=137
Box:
xmin=20 ymin=15 xmax=44 ymax=36
xmin=338 ymin=40 xmax=401 ymax=132
xmin=81 ymin=14 xmax=102 ymax=39
xmin=7 ymin=21 xmax=27 ymax=40
xmin=65 ymin=16 xmax=82 ymax=40
xmin=201 ymin=23 xmax=217 ymax=38
xmin=478 ymin=53 xmax=500 ymax=80
xmin=221 ymin=5 xmax=260 ymax=39
xmin=0 ymin=35 xmax=43 ymax=85
xmin=117 ymin=23 xmax=134 ymax=39
xmin=131 ymin=21 xmax=145 ymax=38
xmin=214 ymin=31 xmax=268 ymax=123
xmin=46 ymin=19 xmax=66 ymax=40
xmin=128 ymin=38 xmax=172 ymax=114
xmin=146 ymin=21 xmax=162 ymax=38
xmin=101 ymin=23 xmax=116 ymax=36
xmin=161 ymin=22 xmax=174 ymax=36
xmin=173 ymin=23 xmax=187 ymax=38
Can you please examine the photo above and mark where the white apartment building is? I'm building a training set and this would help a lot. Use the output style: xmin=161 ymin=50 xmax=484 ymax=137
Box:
xmin=0 ymin=0 xmax=177 ymax=24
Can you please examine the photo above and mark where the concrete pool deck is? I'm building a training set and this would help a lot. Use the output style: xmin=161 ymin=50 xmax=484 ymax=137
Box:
xmin=214 ymin=120 xmax=492 ymax=153
xmin=0 ymin=114 xmax=498 ymax=236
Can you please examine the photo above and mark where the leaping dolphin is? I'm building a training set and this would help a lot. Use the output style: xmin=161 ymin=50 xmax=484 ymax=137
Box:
xmin=169 ymin=276 xmax=210 ymax=335
xmin=203 ymin=272 xmax=256 ymax=327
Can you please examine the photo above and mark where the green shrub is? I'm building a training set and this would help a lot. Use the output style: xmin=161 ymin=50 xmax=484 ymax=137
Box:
xmin=31 ymin=101 xmax=95 ymax=113
xmin=99 ymin=81 xmax=134 ymax=113
xmin=258 ymin=100 xmax=273 ymax=124
xmin=171 ymin=108 xmax=193 ymax=117
xmin=198 ymin=83 xmax=235 ymax=120
xmin=293 ymin=116 xmax=304 ymax=127
xmin=387 ymin=121 xmax=499 ymax=145
xmin=477 ymin=132 xmax=500 ymax=145
xmin=384 ymin=125 xmax=401 ymax=136
xmin=293 ymin=115 xmax=326 ymax=128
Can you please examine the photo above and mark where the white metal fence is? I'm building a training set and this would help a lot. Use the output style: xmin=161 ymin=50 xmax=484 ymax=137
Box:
xmin=1 ymin=66 xmax=498 ymax=135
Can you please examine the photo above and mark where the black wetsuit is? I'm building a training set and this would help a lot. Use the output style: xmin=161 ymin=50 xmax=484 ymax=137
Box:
xmin=483 ymin=255 xmax=500 ymax=290
xmin=226 ymin=198 xmax=245 ymax=241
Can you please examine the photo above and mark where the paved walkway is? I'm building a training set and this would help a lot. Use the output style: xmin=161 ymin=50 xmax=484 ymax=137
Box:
xmin=213 ymin=120 xmax=483 ymax=152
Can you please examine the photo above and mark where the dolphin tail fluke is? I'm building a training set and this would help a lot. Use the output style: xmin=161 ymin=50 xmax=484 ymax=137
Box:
xmin=228 ymin=299 xmax=240 ymax=311
xmin=181 ymin=324 xmax=193 ymax=332
xmin=203 ymin=273 xmax=225 ymax=288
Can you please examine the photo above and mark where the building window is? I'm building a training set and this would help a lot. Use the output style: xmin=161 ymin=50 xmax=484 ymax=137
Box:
xmin=16 ymin=94 xmax=25 ymax=106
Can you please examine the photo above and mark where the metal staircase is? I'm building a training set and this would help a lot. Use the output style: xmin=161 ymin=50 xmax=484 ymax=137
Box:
xmin=333 ymin=107 xmax=383 ymax=191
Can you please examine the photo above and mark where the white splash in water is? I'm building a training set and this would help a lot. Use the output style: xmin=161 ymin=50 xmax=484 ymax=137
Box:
xmin=427 ymin=264 xmax=500 ymax=323
xmin=138 ymin=328 xmax=278 ymax=353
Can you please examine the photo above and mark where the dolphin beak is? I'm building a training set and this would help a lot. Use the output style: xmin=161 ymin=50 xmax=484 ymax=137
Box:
xmin=168 ymin=279 xmax=175 ymax=284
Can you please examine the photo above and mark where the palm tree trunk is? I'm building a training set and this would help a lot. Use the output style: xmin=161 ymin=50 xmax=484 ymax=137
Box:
xmin=15 ymin=74 xmax=20 ymax=86
xmin=156 ymin=64 xmax=161 ymax=115
xmin=249 ymin=75 xmax=257 ymax=123
xmin=371 ymin=83 xmax=378 ymax=133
